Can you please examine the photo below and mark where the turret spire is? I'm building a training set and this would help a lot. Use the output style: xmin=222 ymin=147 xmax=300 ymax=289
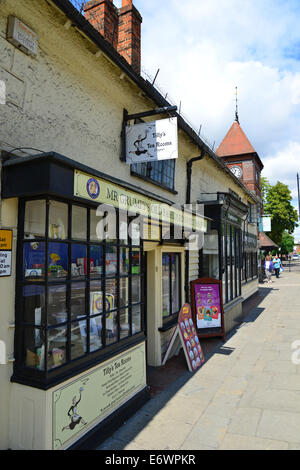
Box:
xmin=235 ymin=86 xmax=239 ymax=123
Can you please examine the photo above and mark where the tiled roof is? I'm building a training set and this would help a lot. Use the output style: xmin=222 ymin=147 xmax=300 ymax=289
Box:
xmin=259 ymin=232 xmax=278 ymax=249
xmin=216 ymin=121 xmax=256 ymax=157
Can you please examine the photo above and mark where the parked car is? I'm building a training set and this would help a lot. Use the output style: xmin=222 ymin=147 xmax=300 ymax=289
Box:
xmin=293 ymin=254 xmax=299 ymax=260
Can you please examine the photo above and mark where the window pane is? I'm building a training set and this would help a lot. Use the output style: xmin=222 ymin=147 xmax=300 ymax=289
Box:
xmin=132 ymin=249 xmax=140 ymax=274
xmin=105 ymin=312 xmax=118 ymax=345
xmin=105 ymin=279 xmax=117 ymax=310
xmin=89 ymin=316 xmax=103 ymax=352
xmin=71 ymin=321 xmax=86 ymax=359
xmin=105 ymin=212 xmax=117 ymax=242
xmin=132 ymin=305 xmax=142 ymax=334
xmin=130 ymin=223 xmax=140 ymax=246
xmin=106 ymin=246 xmax=117 ymax=275
xmin=48 ymin=285 xmax=67 ymax=325
xmin=24 ymin=242 xmax=45 ymax=280
xmin=119 ymin=212 xmax=128 ymax=243
xmin=120 ymin=277 xmax=129 ymax=307
xmin=24 ymin=327 xmax=45 ymax=370
xmin=48 ymin=326 xmax=67 ymax=370
xmin=90 ymin=281 xmax=103 ymax=315
xmin=131 ymin=160 xmax=175 ymax=190
xmin=90 ymin=209 xmax=103 ymax=242
xmin=72 ymin=206 xmax=87 ymax=240
xmin=90 ymin=245 xmax=103 ymax=278
xmin=162 ymin=254 xmax=170 ymax=317
xmin=120 ymin=248 xmax=129 ymax=275
xmin=171 ymin=254 xmax=180 ymax=314
xmin=48 ymin=243 xmax=68 ymax=280
xmin=49 ymin=201 xmax=68 ymax=240
xmin=132 ymin=276 xmax=141 ymax=303
xmin=120 ymin=308 xmax=130 ymax=339
xmin=23 ymin=285 xmax=45 ymax=324
xmin=71 ymin=282 xmax=86 ymax=320
xmin=24 ymin=200 xmax=46 ymax=238
xmin=71 ymin=244 xmax=87 ymax=279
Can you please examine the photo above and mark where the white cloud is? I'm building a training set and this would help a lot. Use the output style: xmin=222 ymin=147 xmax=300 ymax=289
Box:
xmin=135 ymin=0 xmax=300 ymax=235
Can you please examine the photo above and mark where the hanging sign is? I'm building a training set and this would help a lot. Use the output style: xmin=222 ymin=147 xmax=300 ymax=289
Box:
xmin=262 ymin=217 xmax=271 ymax=232
xmin=190 ymin=278 xmax=225 ymax=341
xmin=162 ymin=303 xmax=205 ymax=372
xmin=125 ymin=117 xmax=178 ymax=164
xmin=0 ymin=230 xmax=12 ymax=277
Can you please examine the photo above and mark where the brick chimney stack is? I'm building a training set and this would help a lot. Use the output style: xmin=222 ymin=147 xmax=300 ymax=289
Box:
xmin=84 ymin=1 xmax=119 ymax=50
xmin=84 ymin=0 xmax=143 ymax=75
xmin=117 ymin=0 xmax=142 ymax=75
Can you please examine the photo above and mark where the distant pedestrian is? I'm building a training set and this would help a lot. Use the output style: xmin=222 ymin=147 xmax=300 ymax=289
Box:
xmin=272 ymin=255 xmax=282 ymax=278
xmin=264 ymin=256 xmax=274 ymax=284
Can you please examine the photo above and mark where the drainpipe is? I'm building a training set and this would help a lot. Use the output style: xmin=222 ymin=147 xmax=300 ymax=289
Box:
xmin=185 ymin=149 xmax=205 ymax=302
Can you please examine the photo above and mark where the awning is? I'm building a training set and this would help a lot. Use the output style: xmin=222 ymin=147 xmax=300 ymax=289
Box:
xmin=259 ymin=232 xmax=278 ymax=250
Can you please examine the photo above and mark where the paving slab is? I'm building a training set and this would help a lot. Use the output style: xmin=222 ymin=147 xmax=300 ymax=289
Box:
xmin=227 ymin=407 xmax=262 ymax=437
xmin=256 ymin=409 xmax=300 ymax=443
xmin=219 ymin=433 xmax=289 ymax=450
xmin=97 ymin=269 xmax=300 ymax=451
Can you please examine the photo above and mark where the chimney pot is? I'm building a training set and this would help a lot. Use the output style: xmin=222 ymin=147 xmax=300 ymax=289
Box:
xmin=122 ymin=0 xmax=132 ymax=6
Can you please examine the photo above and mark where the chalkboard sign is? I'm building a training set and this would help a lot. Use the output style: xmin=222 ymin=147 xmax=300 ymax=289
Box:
xmin=190 ymin=278 xmax=225 ymax=341
xmin=162 ymin=303 xmax=205 ymax=372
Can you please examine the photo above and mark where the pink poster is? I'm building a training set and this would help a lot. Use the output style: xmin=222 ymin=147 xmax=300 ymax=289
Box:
xmin=194 ymin=284 xmax=222 ymax=329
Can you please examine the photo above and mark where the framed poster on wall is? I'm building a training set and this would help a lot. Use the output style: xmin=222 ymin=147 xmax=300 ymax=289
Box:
xmin=190 ymin=278 xmax=226 ymax=341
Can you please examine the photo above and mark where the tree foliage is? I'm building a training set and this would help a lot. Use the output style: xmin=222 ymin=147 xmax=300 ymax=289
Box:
xmin=280 ymin=231 xmax=294 ymax=255
xmin=262 ymin=179 xmax=298 ymax=245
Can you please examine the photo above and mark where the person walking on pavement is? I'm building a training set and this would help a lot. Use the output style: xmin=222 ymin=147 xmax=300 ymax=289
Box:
xmin=273 ymin=254 xmax=282 ymax=279
xmin=264 ymin=255 xmax=274 ymax=284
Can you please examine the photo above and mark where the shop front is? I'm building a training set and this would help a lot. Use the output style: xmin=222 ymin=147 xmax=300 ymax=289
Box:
xmin=199 ymin=192 xmax=252 ymax=333
xmin=2 ymin=151 xmax=206 ymax=449
xmin=242 ymin=231 xmax=259 ymax=300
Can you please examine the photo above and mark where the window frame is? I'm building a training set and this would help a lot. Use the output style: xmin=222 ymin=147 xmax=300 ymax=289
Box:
xmin=222 ymin=221 xmax=242 ymax=304
xmin=13 ymin=196 xmax=145 ymax=389
xmin=131 ymin=160 xmax=177 ymax=194
xmin=161 ymin=252 xmax=182 ymax=325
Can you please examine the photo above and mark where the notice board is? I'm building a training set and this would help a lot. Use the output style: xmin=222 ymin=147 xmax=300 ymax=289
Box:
xmin=162 ymin=303 xmax=205 ymax=372
xmin=190 ymin=278 xmax=226 ymax=341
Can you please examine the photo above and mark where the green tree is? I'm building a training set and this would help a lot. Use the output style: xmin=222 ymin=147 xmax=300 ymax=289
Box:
xmin=262 ymin=180 xmax=298 ymax=245
xmin=261 ymin=176 xmax=271 ymax=206
xmin=280 ymin=231 xmax=294 ymax=255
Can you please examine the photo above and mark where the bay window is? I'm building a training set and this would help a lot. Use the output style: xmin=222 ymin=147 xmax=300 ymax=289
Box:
xmin=14 ymin=197 xmax=145 ymax=387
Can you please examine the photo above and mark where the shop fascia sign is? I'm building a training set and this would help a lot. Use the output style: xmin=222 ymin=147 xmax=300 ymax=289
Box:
xmin=125 ymin=117 xmax=178 ymax=164
xmin=74 ymin=170 xmax=207 ymax=232
xmin=7 ymin=16 xmax=38 ymax=57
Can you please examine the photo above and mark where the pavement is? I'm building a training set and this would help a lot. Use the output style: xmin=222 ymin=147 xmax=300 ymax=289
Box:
xmin=98 ymin=263 xmax=300 ymax=450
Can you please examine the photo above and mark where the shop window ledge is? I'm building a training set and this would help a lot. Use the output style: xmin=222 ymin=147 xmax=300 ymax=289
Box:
xmin=158 ymin=318 xmax=178 ymax=332
xmin=223 ymin=296 xmax=243 ymax=312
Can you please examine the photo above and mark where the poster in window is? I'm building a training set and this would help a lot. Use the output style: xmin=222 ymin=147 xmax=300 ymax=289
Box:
xmin=190 ymin=278 xmax=225 ymax=341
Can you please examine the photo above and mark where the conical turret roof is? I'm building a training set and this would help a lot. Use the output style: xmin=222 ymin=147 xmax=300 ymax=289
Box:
xmin=216 ymin=121 xmax=256 ymax=157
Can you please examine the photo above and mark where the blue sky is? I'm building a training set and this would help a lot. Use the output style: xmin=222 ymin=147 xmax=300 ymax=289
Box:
xmin=83 ymin=0 xmax=300 ymax=240
xmin=139 ymin=0 xmax=300 ymax=240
